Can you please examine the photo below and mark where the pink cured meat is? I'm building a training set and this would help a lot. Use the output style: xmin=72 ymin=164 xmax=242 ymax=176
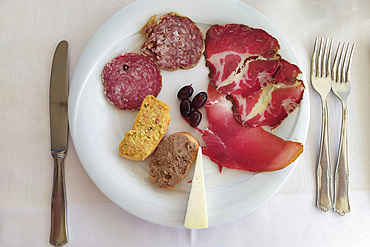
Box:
xmin=205 ymin=24 xmax=304 ymax=128
xmin=141 ymin=12 xmax=204 ymax=70
xmin=230 ymin=80 xmax=305 ymax=129
xmin=102 ymin=53 xmax=162 ymax=110
xmin=204 ymin=24 xmax=280 ymax=60
xmin=218 ymin=59 xmax=281 ymax=97
xmin=229 ymin=60 xmax=305 ymax=128
xmin=205 ymin=24 xmax=280 ymax=90
xmin=274 ymin=59 xmax=302 ymax=84
xmin=202 ymin=85 xmax=303 ymax=172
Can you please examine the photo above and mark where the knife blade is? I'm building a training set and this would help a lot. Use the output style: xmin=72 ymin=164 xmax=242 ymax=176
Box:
xmin=49 ymin=40 xmax=69 ymax=246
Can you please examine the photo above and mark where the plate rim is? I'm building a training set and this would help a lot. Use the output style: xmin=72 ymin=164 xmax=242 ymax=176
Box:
xmin=69 ymin=0 xmax=310 ymax=228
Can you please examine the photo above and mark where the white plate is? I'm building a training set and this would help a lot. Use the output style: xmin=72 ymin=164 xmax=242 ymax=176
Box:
xmin=69 ymin=0 xmax=310 ymax=228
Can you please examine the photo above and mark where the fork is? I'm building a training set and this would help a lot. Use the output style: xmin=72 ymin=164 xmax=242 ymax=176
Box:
xmin=332 ymin=42 xmax=355 ymax=216
xmin=311 ymin=37 xmax=333 ymax=212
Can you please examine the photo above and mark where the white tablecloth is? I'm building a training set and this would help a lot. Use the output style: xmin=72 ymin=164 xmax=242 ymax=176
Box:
xmin=1 ymin=0 xmax=369 ymax=246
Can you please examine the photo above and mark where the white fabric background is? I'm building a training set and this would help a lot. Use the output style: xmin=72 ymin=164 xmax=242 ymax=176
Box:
xmin=1 ymin=0 xmax=369 ymax=246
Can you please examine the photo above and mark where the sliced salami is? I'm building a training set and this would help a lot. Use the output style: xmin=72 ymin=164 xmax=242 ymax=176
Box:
xmin=101 ymin=53 xmax=162 ymax=110
xmin=141 ymin=12 xmax=204 ymax=70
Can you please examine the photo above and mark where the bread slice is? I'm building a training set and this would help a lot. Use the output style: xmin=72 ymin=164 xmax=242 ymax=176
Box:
xmin=149 ymin=132 xmax=199 ymax=189
xmin=119 ymin=95 xmax=171 ymax=161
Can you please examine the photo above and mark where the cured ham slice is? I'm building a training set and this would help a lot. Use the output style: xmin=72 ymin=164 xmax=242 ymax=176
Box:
xmin=205 ymin=24 xmax=304 ymax=129
xmin=229 ymin=59 xmax=304 ymax=128
xmin=216 ymin=59 xmax=281 ymax=97
xmin=202 ymin=85 xmax=303 ymax=172
xmin=274 ymin=59 xmax=302 ymax=85
xmin=204 ymin=24 xmax=280 ymax=60
xmin=205 ymin=24 xmax=280 ymax=91
xmin=229 ymin=78 xmax=305 ymax=128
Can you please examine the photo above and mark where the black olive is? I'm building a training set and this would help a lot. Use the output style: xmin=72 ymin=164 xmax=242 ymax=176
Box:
xmin=177 ymin=85 xmax=194 ymax=100
xmin=180 ymin=99 xmax=191 ymax=118
xmin=191 ymin=92 xmax=208 ymax=108
xmin=189 ymin=109 xmax=202 ymax=127
xmin=123 ymin=64 xmax=129 ymax=70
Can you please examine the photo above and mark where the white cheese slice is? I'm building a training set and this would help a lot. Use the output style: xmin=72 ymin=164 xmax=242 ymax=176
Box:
xmin=184 ymin=146 xmax=208 ymax=229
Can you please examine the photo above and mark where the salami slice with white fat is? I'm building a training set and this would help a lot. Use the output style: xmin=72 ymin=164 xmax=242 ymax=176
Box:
xmin=141 ymin=12 xmax=204 ymax=70
xmin=101 ymin=53 xmax=162 ymax=110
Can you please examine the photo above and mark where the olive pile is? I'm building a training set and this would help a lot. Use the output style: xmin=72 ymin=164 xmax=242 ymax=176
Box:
xmin=177 ymin=85 xmax=207 ymax=127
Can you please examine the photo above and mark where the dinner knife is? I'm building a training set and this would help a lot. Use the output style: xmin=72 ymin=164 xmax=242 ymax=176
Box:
xmin=49 ymin=40 xmax=69 ymax=246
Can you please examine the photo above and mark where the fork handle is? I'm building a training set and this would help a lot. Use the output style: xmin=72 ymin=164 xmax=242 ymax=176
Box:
xmin=334 ymin=105 xmax=350 ymax=215
xmin=316 ymin=99 xmax=333 ymax=211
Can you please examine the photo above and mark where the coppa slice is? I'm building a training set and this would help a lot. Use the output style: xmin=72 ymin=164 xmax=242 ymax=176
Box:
xmin=230 ymin=79 xmax=305 ymax=129
xmin=102 ymin=53 xmax=162 ymax=110
xmin=213 ymin=58 xmax=305 ymax=129
xmin=205 ymin=24 xmax=280 ymax=90
xmin=141 ymin=12 xmax=204 ymax=70
xmin=229 ymin=59 xmax=305 ymax=129
xmin=205 ymin=24 xmax=304 ymax=129
xmin=216 ymin=59 xmax=281 ymax=97
xmin=201 ymin=84 xmax=303 ymax=172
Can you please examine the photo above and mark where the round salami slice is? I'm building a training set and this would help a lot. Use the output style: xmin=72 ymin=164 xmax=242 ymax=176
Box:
xmin=141 ymin=12 xmax=204 ymax=70
xmin=101 ymin=53 xmax=162 ymax=110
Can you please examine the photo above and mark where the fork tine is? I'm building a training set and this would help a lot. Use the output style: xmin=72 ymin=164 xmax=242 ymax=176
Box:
xmin=318 ymin=38 xmax=324 ymax=77
xmin=312 ymin=37 xmax=319 ymax=77
xmin=345 ymin=43 xmax=355 ymax=83
xmin=340 ymin=43 xmax=349 ymax=83
xmin=332 ymin=42 xmax=345 ymax=83
xmin=323 ymin=38 xmax=333 ymax=77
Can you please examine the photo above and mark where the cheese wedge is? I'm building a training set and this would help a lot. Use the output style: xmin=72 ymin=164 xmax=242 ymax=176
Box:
xmin=184 ymin=146 xmax=208 ymax=229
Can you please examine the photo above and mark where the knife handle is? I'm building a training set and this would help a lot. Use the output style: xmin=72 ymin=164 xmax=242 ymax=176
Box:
xmin=50 ymin=152 xmax=68 ymax=246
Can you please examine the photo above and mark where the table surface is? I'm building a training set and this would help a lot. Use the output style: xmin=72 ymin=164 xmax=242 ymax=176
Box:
xmin=1 ymin=0 xmax=369 ymax=246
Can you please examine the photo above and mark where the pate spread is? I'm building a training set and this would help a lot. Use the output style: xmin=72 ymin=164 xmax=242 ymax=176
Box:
xmin=149 ymin=133 xmax=198 ymax=189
